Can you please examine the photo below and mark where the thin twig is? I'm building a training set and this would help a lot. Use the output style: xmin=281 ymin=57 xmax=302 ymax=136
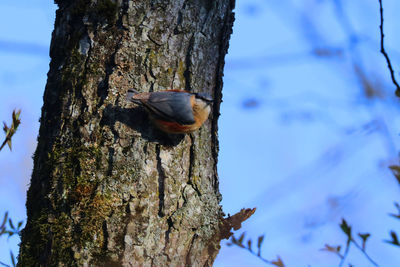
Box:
xmin=378 ymin=0 xmax=400 ymax=96
xmin=229 ymin=242 xmax=279 ymax=266
xmin=244 ymin=248 xmax=275 ymax=266
xmin=337 ymin=237 xmax=379 ymax=267
xmin=352 ymin=240 xmax=379 ymax=267
xmin=338 ymin=239 xmax=351 ymax=267
xmin=228 ymin=233 xmax=284 ymax=266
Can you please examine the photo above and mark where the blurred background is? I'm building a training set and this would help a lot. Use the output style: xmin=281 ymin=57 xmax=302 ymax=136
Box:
xmin=1 ymin=1 xmax=399 ymax=266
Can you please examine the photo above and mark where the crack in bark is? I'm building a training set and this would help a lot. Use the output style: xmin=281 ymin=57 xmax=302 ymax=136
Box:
xmin=171 ymin=60 xmax=178 ymax=89
xmin=165 ymin=217 xmax=173 ymax=245
xmin=82 ymin=30 xmax=93 ymax=70
xmin=102 ymin=220 xmax=109 ymax=252
xmin=116 ymin=0 xmax=130 ymax=30
xmin=187 ymin=134 xmax=201 ymax=197
xmin=68 ymin=28 xmax=93 ymax=120
xmin=143 ymin=48 xmax=156 ymax=92
xmin=161 ymin=216 xmax=173 ymax=262
xmin=120 ymin=214 xmax=131 ymax=264
xmin=173 ymin=10 xmax=184 ymax=34
xmin=148 ymin=35 xmax=162 ymax=46
xmin=149 ymin=82 xmax=155 ymax=93
xmin=97 ymin=34 xmax=124 ymax=108
xmin=184 ymin=34 xmax=195 ymax=92
xmin=156 ymin=144 xmax=166 ymax=217
xmin=173 ymin=0 xmax=188 ymax=35
xmin=107 ymin=147 xmax=115 ymax=176
xmin=187 ymin=134 xmax=194 ymax=179
xmin=181 ymin=185 xmax=188 ymax=206
xmin=200 ymin=1 xmax=213 ymax=34
xmin=185 ymin=233 xmax=197 ymax=267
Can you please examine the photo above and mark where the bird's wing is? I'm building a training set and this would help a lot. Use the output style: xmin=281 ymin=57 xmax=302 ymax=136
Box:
xmin=144 ymin=91 xmax=195 ymax=125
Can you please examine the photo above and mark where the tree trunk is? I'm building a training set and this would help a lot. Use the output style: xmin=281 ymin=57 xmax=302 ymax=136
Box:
xmin=18 ymin=0 xmax=242 ymax=266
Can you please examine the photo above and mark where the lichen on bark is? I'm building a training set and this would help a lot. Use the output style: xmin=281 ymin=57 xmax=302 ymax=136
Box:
xmin=18 ymin=0 xmax=247 ymax=266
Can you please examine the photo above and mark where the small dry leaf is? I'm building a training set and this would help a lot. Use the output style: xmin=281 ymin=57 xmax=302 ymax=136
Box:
xmin=321 ymin=244 xmax=341 ymax=253
xmin=271 ymin=256 xmax=285 ymax=267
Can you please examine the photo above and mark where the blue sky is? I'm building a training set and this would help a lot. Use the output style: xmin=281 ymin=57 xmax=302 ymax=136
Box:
xmin=1 ymin=1 xmax=399 ymax=266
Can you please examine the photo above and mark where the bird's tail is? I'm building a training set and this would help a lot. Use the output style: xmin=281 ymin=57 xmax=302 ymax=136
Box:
xmin=126 ymin=89 xmax=141 ymax=104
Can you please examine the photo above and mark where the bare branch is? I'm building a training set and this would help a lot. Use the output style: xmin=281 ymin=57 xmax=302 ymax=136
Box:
xmin=378 ymin=0 xmax=400 ymax=96
xmin=228 ymin=232 xmax=285 ymax=267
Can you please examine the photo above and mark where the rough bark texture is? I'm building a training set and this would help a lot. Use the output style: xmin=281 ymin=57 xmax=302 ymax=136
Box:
xmin=19 ymin=0 xmax=236 ymax=266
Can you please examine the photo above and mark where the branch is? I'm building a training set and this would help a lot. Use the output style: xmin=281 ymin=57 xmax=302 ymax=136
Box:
xmin=227 ymin=232 xmax=285 ymax=267
xmin=378 ymin=0 xmax=400 ymax=97
xmin=338 ymin=239 xmax=350 ymax=267
xmin=338 ymin=219 xmax=379 ymax=267
xmin=1 ymin=212 xmax=23 ymax=267
xmin=352 ymin=239 xmax=379 ymax=266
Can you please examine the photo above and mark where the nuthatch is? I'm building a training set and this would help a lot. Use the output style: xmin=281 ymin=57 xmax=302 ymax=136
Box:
xmin=126 ymin=89 xmax=213 ymax=134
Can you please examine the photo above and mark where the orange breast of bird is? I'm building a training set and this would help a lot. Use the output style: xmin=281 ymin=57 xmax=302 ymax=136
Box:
xmin=153 ymin=119 xmax=203 ymax=134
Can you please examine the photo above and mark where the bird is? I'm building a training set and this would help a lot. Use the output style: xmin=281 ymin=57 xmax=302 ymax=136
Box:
xmin=126 ymin=89 xmax=213 ymax=134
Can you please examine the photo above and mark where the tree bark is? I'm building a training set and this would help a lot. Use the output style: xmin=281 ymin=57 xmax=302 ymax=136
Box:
xmin=18 ymin=0 xmax=239 ymax=266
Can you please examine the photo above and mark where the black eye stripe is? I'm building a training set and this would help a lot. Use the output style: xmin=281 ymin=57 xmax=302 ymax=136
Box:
xmin=195 ymin=94 xmax=213 ymax=102
xmin=199 ymin=98 xmax=213 ymax=102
